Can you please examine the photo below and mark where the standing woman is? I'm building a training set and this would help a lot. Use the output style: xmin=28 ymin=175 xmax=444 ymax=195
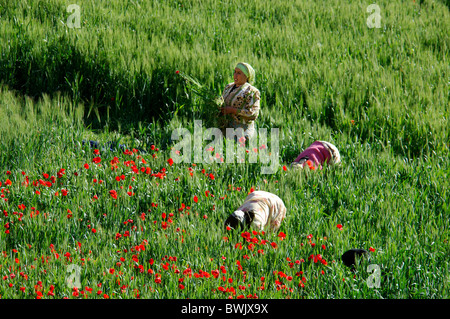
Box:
xmin=219 ymin=62 xmax=261 ymax=141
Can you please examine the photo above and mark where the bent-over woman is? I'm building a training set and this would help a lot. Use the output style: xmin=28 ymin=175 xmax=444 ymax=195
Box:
xmin=224 ymin=190 xmax=286 ymax=232
xmin=290 ymin=140 xmax=341 ymax=170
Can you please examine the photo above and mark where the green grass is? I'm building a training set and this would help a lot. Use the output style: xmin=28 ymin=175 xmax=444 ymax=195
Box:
xmin=0 ymin=0 xmax=448 ymax=299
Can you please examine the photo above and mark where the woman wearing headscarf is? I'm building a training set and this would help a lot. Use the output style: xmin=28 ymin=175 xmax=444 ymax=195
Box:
xmin=224 ymin=190 xmax=287 ymax=232
xmin=219 ymin=62 xmax=261 ymax=141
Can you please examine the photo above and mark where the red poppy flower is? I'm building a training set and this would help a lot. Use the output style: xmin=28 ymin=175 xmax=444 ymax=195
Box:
xmin=167 ymin=158 xmax=174 ymax=166
xmin=109 ymin=190 xmax=117 ymax=199
xmin=241 ymin=231 xmax=251 ymax=240
xmin=306 ymin=160 xmax=316 ymax=170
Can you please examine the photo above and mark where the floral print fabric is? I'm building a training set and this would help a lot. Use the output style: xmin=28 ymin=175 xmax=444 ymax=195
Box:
xmin=219 ymin=82 xmax=261 ymax=138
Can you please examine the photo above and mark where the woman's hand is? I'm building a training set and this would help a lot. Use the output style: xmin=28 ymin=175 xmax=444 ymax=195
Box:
xmin=220 ymin=106 xmax=237 ymax=115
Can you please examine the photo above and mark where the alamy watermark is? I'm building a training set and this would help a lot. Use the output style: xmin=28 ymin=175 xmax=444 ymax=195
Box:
xmin=366 ymin=264 xmax=381 ymax=288
xmin=170 ymin=120 xmax=280 ymax=174
xmin=366 ymin=4 xmax=381 ymax=29
xmin=67 ymin=4 xmax=81 ymax=29
xmin=66 ymin=3 xmax=382 ymax=30
xmin=66 ymin=264 xmax=81 ymax=288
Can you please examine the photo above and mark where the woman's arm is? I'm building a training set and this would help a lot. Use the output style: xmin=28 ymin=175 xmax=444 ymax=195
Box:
xmin=220 ymin=106 xmax=238 ymax=115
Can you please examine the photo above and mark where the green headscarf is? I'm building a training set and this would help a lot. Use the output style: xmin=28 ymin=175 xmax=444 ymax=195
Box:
xmin=236 ymin=62 xmax=255 ymax=84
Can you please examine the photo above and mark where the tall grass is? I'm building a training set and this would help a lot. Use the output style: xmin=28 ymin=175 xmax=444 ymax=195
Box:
xmin=1 ymin=0 xmax=448 ymax=156
xmin=0 ymin=0 xmax=448 ymax=300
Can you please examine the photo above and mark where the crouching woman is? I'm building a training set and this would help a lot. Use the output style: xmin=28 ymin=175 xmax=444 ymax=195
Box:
xmin=290 ymin=140 xmax=341 ymax=170
xmin=224 ymin=190 xmax=286 ymax=232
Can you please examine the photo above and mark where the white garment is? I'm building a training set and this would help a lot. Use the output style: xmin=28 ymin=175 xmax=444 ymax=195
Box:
xmin=234 ymin=190 xmax=286 ymax=231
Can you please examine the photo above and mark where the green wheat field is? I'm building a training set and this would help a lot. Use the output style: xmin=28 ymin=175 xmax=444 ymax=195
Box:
xmin=0 ymin=0 xmax=448 ymax=301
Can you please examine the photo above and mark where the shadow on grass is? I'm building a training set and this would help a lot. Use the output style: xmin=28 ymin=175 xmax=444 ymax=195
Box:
xmin=1 ymin=31 xmax=444 ymax=158
xmin=0 ymin=33 xmax=188 ymax=140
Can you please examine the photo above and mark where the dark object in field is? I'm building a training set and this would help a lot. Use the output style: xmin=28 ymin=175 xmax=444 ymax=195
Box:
xmin=341 ymin=249 xmax=369 ymax=270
